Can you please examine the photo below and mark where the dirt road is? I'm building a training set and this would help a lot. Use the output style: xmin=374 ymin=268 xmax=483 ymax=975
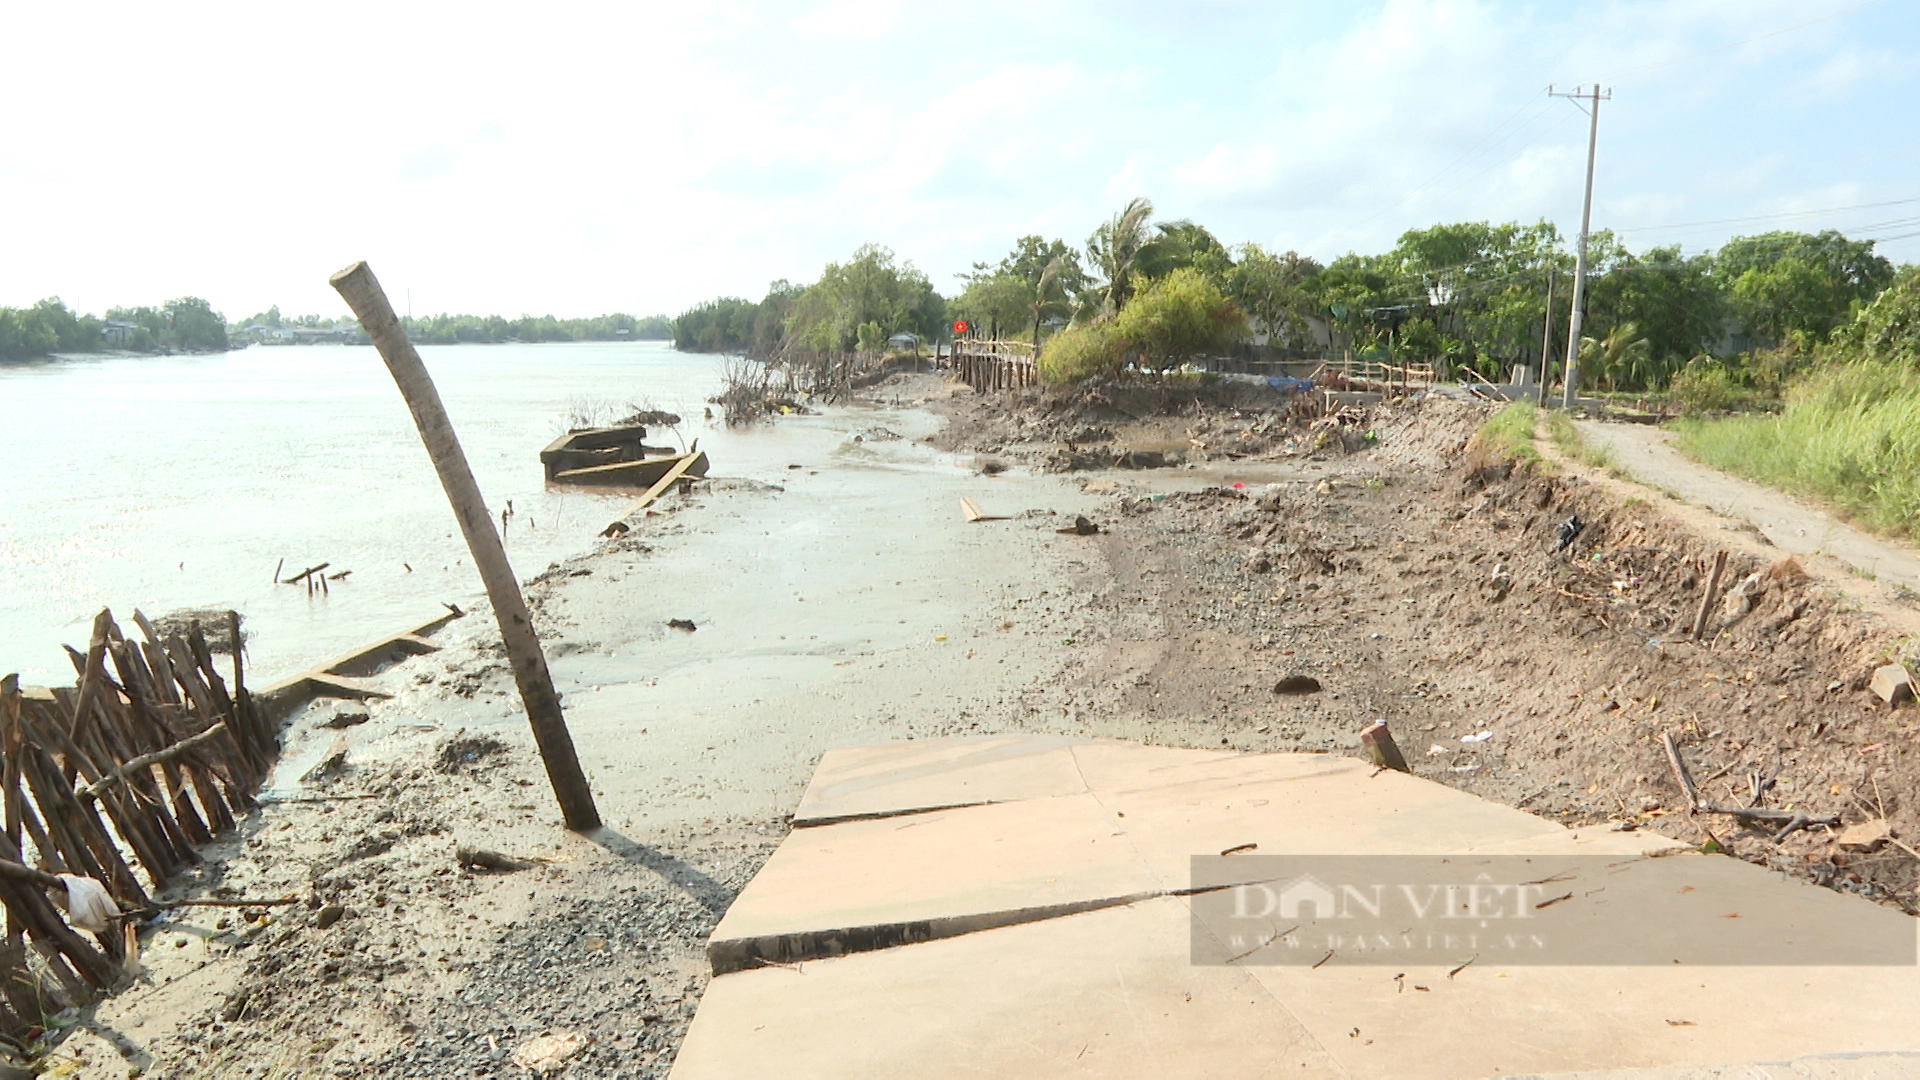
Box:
xmin=1576 ymin=419 xmax=1920 ymax=601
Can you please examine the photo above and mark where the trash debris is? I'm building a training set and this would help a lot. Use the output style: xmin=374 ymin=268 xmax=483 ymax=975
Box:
xmin=1555 ymin=514 xmax=1585 ymax=553
xmin=1868 ymin=663 xmax=1916 ymax=705
xmin=1461 ymin=731 xmax=1493 ymax=743
xmin=1721 ymin=572 xmax=1765 ymax=620
xmin=1273 ymin=675 xmax=1322 ymax=695
xmin=960 ymin=497 xmax=1007 ymax=522
xmin=1487 ymin=562 xmax=1513 ymax=601
xmin=667 ymin=618 xmax=698 ymax=632
xmin=511 ymin=1030 xmax=591 ymax=1075
xmin=1836 ymin=818 xmax=1892 ymax=852
xmin=54 ymin=875 xmax=119 ymax=933
xmin=1055 ymin=515 xmax=1100 ymax=535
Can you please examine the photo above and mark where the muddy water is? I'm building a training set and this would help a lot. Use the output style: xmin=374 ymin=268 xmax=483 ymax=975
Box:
xmin=0 ymin=342 xmax=845 ymax=685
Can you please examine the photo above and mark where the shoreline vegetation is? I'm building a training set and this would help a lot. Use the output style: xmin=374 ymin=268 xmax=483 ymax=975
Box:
xmin=675 ymin=196 xmax=1919 ymax=545
xmin=0 ymin=298 xmax=672 ymax=361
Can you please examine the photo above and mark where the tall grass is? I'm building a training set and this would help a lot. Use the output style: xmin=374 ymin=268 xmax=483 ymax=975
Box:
xmin=1675 ymin=360 xmax=1920 ymax=538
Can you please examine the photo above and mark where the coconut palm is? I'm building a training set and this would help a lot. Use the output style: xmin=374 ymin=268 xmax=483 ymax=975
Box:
xmin=1085 ymin=197 xmax=1157 ymax=317
xmin=1580 ymin=322 xmax=1653 ymax=392
xmin=1030 ymin=255 xmax=1073 ymax=348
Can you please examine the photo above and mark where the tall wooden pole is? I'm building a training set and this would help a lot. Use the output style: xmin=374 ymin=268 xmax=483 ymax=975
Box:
xmin=330 ymin=261 xmax=601 ymax=831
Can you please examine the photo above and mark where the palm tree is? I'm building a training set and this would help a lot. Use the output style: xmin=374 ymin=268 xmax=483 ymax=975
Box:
xmin=1085 ymin=197 xmax=1156 ymax=317
xmin=1030 ymin=255 xmax=1071 ymax=348
xmin=1580 ymin=322 xmax=1652 ymax=392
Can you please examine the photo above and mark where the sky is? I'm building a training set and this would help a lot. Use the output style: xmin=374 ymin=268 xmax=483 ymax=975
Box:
xmin=3 ymin=0 xmax=1915 ymax=321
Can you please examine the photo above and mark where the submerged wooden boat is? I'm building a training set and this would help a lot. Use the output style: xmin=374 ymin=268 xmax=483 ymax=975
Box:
xmin=540 ymin=423 xmax=678 ymax=480
xmin=552 ymin=449 xmax=708 ymax=488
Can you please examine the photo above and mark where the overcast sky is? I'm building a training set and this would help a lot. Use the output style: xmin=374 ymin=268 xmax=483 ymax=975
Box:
xmin=4 ymin=0 xmax=1914 ymax=320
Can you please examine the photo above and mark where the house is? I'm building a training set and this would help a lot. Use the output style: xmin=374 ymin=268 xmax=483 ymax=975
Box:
xmin=102 ymin=320 xmax=138 ymax=348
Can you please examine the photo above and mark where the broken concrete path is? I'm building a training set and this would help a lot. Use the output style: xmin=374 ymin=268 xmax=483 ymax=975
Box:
xmin=673 ymin=735 xmax=1920 ymax=1079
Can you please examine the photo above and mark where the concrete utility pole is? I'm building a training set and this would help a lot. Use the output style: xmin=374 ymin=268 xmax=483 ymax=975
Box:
xmin=1550 ymin=84 xmax=1610 ymax=409
xmin=1538 ymin=269 xmax=1556 ymax=403
xmin=331 ymin=261 xmax=601 ymax=831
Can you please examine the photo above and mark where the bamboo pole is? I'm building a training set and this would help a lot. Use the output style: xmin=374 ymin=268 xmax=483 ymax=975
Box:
xmin=330 ymin=261 xmax=600 ymax=830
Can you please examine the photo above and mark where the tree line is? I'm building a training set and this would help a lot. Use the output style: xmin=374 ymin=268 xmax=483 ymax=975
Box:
xmin=1 ymin=298 xmax=674 ymax=360
xmin=671 ymin=198 xmax=1909 ymax=392
xmin=0 ymin=297 xmax=230 ymax=360
xmin=237 ymin=306 xmax=672 ymax=345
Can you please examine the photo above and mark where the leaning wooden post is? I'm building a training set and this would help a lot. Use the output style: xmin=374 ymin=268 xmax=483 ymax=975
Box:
xmin=330 ymin=261 xmax=601 ymax=831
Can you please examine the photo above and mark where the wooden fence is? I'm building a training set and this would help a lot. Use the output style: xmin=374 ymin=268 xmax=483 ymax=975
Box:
xmin=952 ymin=340 xmax=1038 ymax=392
xmin=0 ymin=608 xmax=275 ymax=1033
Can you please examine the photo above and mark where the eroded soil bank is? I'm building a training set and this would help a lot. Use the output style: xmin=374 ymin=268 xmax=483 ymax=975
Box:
xmin=60 ymin=376 xmax=1919 ymax=1078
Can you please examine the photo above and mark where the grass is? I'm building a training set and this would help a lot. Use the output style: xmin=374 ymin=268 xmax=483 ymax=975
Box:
xmin=1674 ymin=360 xmax=1920 ymax=540
xmin=1470 ymin=402 xmax=1542 ymax=466
xmin=1541 ymin=409 xmax=1619 ymax=472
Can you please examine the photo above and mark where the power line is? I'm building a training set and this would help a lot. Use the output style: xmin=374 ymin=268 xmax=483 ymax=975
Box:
xmin=1613 ymin=196 xmax=1920 ymax=234
xmin=1597 ymin=0 xmax=1889 ymax=83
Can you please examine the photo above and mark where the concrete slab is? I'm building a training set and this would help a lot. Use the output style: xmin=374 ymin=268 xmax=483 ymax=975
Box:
xmin=675 ymin=897 xmax=1346 ymax=1079
xmin=709 ymin=791 xmax=1156 ymax=974
xmin=1242 ymin=951 xmax=1920 ymax=1080
xmin=686 ymin=736 xmax=1920 ymax=1078
xmin=1098 ymin=757 xmax=1573 ymax=891
xmin=791 ymin=732 xmax=1089 ymax=827
xmin=1517 ymin=1052 xmax=1920 ymax=1079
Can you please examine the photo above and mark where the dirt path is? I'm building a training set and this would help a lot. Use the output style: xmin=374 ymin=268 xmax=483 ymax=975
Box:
xmin=1576 ymin=419 xmax=1920 ymax=604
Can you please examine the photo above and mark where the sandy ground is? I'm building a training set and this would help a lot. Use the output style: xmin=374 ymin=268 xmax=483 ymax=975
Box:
xmin=51 ymin=375 xmax=1920 ymax=1078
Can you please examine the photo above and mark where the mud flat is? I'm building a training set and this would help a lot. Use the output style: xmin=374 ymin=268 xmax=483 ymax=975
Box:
xmin=57 ymin=377 xmax=1919 ymax=1078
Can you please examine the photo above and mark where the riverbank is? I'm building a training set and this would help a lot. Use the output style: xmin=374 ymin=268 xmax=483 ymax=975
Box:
xmin=53 ymin=376 xmax=1920 ymax=1077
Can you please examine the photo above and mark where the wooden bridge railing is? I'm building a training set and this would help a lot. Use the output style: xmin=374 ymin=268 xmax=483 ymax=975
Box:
xmin=951 ymin=340 xmax=1038 ymax=392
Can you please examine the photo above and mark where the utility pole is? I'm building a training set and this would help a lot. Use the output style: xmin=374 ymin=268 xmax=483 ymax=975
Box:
xmin=1549 ymin=84 xmax=1609 ymax=409
xmin=1538 ymin=269 xmax=1556 ymax=404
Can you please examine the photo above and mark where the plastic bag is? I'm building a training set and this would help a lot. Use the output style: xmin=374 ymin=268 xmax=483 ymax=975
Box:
xmin=55 ymin=875 xmax=120 ymax=933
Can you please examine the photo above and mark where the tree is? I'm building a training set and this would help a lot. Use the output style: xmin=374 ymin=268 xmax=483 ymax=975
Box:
xmin=1113 ymin=267 xmax=1247 ymax=372
xmin=1224 ymin=244 xmax=1322 ymax=348
xmin=1580 ymin=322 xmax=1654 ymax=391
xmin=951 ymin=273 xmax=1031 ymax=340
xmin=1585 ymin=244 xmax=1721 ymax=379
xmin=785 ymin=244 xmax=943 ymax=352
xmin=1085 ymin=197 xmax=1157 ymax=316
xmin=1140 ymin=221 xmax=1232 ymax=285
xmin=1716 ymin=230 xmax=1894 ymax=345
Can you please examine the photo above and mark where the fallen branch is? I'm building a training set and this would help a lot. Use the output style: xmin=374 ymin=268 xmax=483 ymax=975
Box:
xmin=1662 ymin=732 xmax=1700 ymax=811
xmin=77 ymin=722 xmax=228 ymax=803
xmin=1696 ymin=804 xmax=1840 ymax=842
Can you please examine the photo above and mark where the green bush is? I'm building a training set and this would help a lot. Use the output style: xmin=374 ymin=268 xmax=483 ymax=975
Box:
xmin=1038 ymin=321 xmax=1125 ymax=384
xmin=1113 ymin=267 xmax=1246 ymax=372
xmin=1669 ymin=362 xmax=1762 ymax=415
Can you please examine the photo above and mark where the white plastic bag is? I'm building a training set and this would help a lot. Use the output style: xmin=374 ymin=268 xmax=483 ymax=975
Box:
xmin=55 ymin=875 xmax=120 ymax=933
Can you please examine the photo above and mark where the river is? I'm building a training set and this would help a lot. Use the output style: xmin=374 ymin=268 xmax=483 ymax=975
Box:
xmin=0 ymin=341 xmax=800 ymax=686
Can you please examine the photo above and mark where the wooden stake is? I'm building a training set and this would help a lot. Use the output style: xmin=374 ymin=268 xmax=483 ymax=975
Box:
xmin=1360 ymin=722 xmax=1411 ymax=773
xmin=1691 ymin=550 xmax=1728 ymax=641
xmin=330 ymin=261 xmax=600 ymax=830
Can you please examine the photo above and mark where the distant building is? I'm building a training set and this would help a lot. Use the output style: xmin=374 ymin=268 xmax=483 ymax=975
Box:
xmin=102 ymin=320 xmax=138 ymax=348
